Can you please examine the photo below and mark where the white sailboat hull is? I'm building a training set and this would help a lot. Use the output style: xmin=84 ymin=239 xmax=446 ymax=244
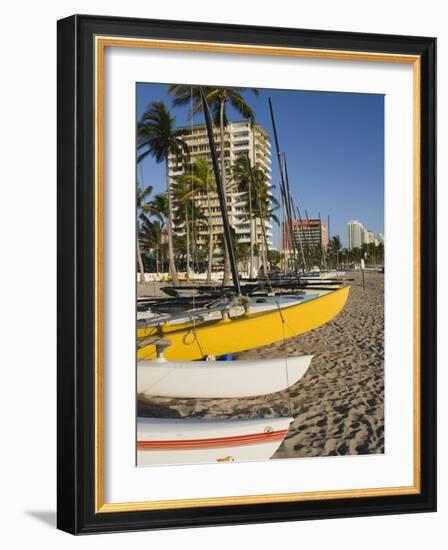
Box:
xmin=138 ymin=355 xmax=313 ymax=398
xmin=137 ymin=417 xmax=293 ymax=465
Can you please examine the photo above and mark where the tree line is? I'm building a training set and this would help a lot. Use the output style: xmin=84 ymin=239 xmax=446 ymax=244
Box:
xmin=326 ymin=236 xmax=384 ymax=268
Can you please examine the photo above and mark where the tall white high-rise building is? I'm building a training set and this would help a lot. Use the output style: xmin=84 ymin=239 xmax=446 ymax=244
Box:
xmin=168 ymin=121 xmax=273 ymax=260
xmin=347 ymin=220 xmax=366 ymax=250
xmin=347 ymin=221 xmax=382 ymax=249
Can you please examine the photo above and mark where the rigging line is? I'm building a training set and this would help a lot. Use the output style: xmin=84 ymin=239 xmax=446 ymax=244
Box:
xmin=137 ymin=334 xmax=165 ymax=360
xmin=289 ymin=195 xmax=306 ymax=274
xmin=304 ymin=208 xmax=317 ymax=269
xmin=268 ymin=98 xmax=298 ymax=274
xmin=189 ymin=85 xmax=199 ymax=349
xmin=136 ymin=335 xmax=164 ymax=349
xmin=200 ymin=86 xmax=241 ymax=296
xmin=190 ymin=86 xmax=195 ymax=301
xmin=281 ymin=153 xmax=299 ymax=272
xmin=296 ymin=204 xmax=311 ymax=274
xmin=276 ymin=302 xmax=293 ymax=417
xmin=246 ymin=153 xmax=273 ymax=293
xmin=183 ymin=326 xmax=206 ymax=358
xmin=280 ymin=179 xmax=285 ymax=272
xmin=318 ymin=211 xmax=327 ymax=269
xmin=186 ymin=87 xmax=209 ymax=362
xmin=283 ymin=155 xmax=306 ymax=274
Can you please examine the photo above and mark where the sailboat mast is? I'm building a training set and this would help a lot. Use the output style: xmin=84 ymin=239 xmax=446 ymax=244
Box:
xmin=280 ymin=154 xmax=299 ymax=272
xmin=304 ymin=208 xmax=317 ymax=268
xmin=268 ymin=98 xmax=298 ymax=273
xmin=296 ymin=205 xmax=311 ymax=270
xmin=199 ymin=87 xmax=241 ymax=295
xmin=289 ymin=194 xmax=307 ymax=273
xmin=283 ymin=154 xmax=307 ymax=273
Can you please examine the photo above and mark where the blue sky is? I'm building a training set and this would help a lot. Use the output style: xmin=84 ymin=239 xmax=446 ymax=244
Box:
xmin=136 ymin=83 xmax=384 ymax=248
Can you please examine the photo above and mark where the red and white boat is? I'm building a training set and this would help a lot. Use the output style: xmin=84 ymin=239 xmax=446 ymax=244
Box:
xmin=137 ymin=417 xmax=293 ymax=465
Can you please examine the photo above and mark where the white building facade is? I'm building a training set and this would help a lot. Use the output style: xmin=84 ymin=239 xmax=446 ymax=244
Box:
xmin=168 ymin=121 xmax=273 ymax=259
xmin=347 ymin=220 xmax=366 ymax=249
xmin=347 ymin=220 xmax=382 ymax=249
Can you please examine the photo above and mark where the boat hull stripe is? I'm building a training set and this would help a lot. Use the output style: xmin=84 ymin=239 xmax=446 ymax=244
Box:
xmin=137 ymin=429 xmax=288 ymax=451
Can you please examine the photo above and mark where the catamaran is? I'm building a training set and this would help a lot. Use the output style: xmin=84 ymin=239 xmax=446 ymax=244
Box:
xmin=137 ymin=285 xmax=348 ymax=360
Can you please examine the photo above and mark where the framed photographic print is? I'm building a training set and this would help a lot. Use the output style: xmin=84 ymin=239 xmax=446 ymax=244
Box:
xmin=57 ymin=15 xmax=436 ymax=534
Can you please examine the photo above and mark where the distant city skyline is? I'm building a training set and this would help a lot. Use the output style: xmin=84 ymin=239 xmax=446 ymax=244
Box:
xmin=347 ymin=219 xmax=384 ymax=250
xmin=137 ymin=83 xmax=384 ymax=248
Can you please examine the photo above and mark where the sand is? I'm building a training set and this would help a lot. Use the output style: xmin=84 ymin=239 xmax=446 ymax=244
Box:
xmin=137 ymin=271 xmax=384 ymax=458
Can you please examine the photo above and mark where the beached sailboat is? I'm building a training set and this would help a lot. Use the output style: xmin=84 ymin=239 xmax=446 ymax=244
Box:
xmin=138 ymin=354 xmax=313 ymax=398
xmin=137 ymin=285 xmax=348 ymax=360
xmin=300 ymin=268 xmax=346 ymax=281
xmin=137 ymin=417 xmax=293 ymax=465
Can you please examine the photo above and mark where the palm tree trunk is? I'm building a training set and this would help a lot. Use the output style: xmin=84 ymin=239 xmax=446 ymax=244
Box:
xmin=206 ymin=188 xmax=213 ymax=284
xmin=248 ymin=179 xmax=254 ymax=279
xmin=253 ymin=219 xmax=259 ymax=275
xmin=165 ymin=160 xmax=179 ymax=286
xmin=256 ymin=188 xmax=269 ymax=274
xmin=260 ymin=214 xmax=269 ymax=273
xmin=220 ymin=98 xmax=232 ymax=287
xmin=137 ymin=237 xmax=145 ymax=283
xmin=185 ymin=205 xmax=191 ymax=279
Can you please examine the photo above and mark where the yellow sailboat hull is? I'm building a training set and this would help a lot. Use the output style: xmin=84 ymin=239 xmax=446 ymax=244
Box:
xmin=137 ymin=285 xmax=350 ymax=361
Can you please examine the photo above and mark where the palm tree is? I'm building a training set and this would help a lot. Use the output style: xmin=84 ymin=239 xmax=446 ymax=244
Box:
xmin=148 ymin=192 xmax=168 ymax=221
xmin=233 ymin=156 xmax=279 ymax=274
xmin=339 ymin=247 xmax=348 ymax=268
xmin=147 ymin=192 xmax=169 ymax=272
xmin=330 ymin=235 xmax=342 ymax=269
xmin=137 ymin=101 xmax=189 ymax=286
xmin=232 ymin=155 xmax=256 ymax=278
xmin=366 ymin=242 xmax=377 ymax=266
xmin=172 ymin=179 xmax=196 ymax=279
xmin=136 ymin=184 xmax=154 ymax=282
xmin=235 ymin=242 xmax=250 ymax=273
xmin=267 ymin=249 xmax=282 ymax=267
xmin=377 ymin=242 xmax=384 ymax=266
xmin=173 ymin=200 xmax=208 ymax=274
xmin=139 ymin=218 xmax=163 ymax=274
xmin=176 ymin=158 xmax=217 ymax=283
xmin=232 ymin=155 xmax=279 ymax=276
xmin=168 ymin=85 xmax=259 ymax=285
xmin=255 ymin=180 xmax=280 ymax=274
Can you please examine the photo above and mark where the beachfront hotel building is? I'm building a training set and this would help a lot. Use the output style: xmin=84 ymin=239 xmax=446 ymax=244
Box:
xmin=168 ymin=121 xmax=273 ymax=261
xmin=281 ymin=219 xmax=329 ymax=253
xmin=347 ymin=220 xmax=364 ymax=249
xmin=347 ymin=220 xmax=380 ymax=249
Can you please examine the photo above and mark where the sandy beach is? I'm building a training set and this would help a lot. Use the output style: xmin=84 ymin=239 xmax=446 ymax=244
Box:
xmin=137 ymin=271 xmax=384 ymax=458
